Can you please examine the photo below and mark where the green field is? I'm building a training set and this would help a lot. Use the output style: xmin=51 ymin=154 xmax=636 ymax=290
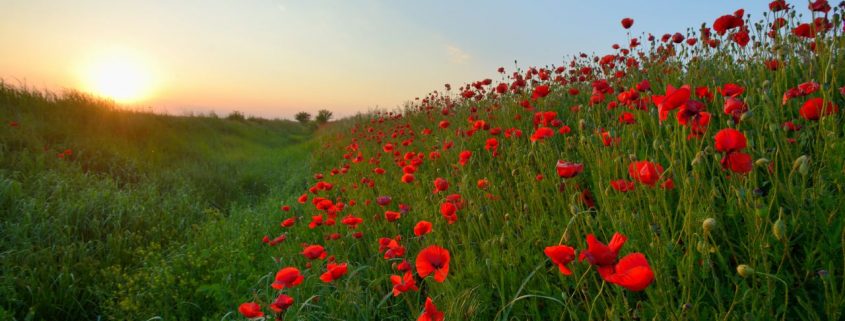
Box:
xmin=0 ymin=84 xmax=314 ymax=320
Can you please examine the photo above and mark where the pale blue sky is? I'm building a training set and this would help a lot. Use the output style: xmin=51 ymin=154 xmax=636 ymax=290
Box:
xmin=0 ymin=1 xmax=798 ymax=118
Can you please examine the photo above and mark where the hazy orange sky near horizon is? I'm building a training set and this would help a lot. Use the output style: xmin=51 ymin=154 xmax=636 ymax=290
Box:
xmin=1 ymin=0 xmax=781 ymax=119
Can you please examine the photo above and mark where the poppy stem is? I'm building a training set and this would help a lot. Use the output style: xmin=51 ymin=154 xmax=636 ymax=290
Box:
xmin=557 ymin=213 xmax=579 ymax=245
xmin=588 ymin=281 xmax=606 ymax=320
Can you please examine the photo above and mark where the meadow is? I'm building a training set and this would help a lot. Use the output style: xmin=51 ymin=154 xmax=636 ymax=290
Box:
xmin=238 ymin=2 xmax=845 ymax=321
xmin=2 ymin=1 xmax=845 ymax=321
xmin=0 ymin=84 xmax=314 ymax=320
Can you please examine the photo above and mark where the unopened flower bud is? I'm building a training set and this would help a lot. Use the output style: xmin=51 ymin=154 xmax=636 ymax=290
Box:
xmin=703 ymin=218 xmax=717 ymax=233
xmin=737 ymin=264 xmax=754 ymax=278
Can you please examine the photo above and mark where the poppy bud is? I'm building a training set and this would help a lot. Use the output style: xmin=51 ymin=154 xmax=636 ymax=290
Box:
xmin=652 ymin=139 xmax=661 ymax=150
xmin=773 ymin=218 xmax=786 ymax=241
xmin=768 ymin=123 xmax=780 ymax=132
xmin=736 ymin=264 xmax=754 ymax=278
xmin=793 ymin=155 xmax=810 ymax=175
xmin=754 ymin=158 xmax=770 ymax=167
xmin=702 ymin=218 xmax=717 ymax=233
xmin=740 ymin=111 xmax=752 ymax=122
xmin=578 ymin=119 xmax=586 ymax=130
xmin=691 ymin=152 xmax=704 ymax=166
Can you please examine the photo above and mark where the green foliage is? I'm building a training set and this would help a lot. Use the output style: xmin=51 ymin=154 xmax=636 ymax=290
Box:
xmin=295 ymin=111 xmax=312 ymax=124
xmin=226 ymin=110 xmax=246 ymax=121
xmin=316 ymin=109 xmax=333 ymax=124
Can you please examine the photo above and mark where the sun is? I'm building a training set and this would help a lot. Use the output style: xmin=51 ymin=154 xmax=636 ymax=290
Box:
xmin=84 ymin=53 xmax=153 ymax=103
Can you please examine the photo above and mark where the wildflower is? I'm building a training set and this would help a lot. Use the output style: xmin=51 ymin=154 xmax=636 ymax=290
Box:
xmin=603 ymin=253 xmax=655 ymax=291
xmin=544 ymin=245 xmax=576 ymax=275
xmin=238 ymin=302 xmax=264 ymax=319
xmin=416 ymin=245 xmax=450 ymax=282
xmin=418 ymin=297 xmax=444 ymax=321
xmin=320 ymin=262 xmax=349 ymax=283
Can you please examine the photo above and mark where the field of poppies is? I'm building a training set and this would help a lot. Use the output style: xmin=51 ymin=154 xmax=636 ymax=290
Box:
xmin=240 ymin=1 xmax=845 ymax=321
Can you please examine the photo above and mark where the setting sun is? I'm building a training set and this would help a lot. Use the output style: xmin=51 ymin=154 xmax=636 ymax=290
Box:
xmin=84 ymin=54 xmax=153 ymax=103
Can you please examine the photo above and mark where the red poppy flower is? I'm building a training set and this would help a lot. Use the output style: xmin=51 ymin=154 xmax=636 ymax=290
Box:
xmin=485 ymin=138 xmax=499 ymax=153
xmin=477 ymin=178 xmax=490 ymax=189
xmin=610 ymin=179 xmax=636 ymax=192
xmin=769 ymin=0 xmax=790 ymax=11
xmin=238 ymin=302 xmax=264 ymax=319
xmin=800 ymin=98 xmax=839 ymax=120
xmin=269 ymin=294 xmax=294 ymax=313
xmin=414 ymin=220 xmax=433 ymax=236
xmin=556 ymin=160 xmax=584 ymax=178
xmin=723 ymin=97 xmax=747 ymax=122
xmin=418 ymin=297 xmax=444 ymax=321
xmin=580 ymin=233 xmax=627 ymax=277
xmin=401 ymin=173 xmax=415 ymax=183
xmin=544 ymin=245 xmax=576 ymax=275
xmin=320 ymin=262 xmax=348 ymax=283
xmin=302 ymin=244 xmax=327 ymax=260
xmin=391 ymin=271 xmax=419 ymax=296
xmin=432 ymin=177 xmax=449 ymax=194
xmin=792 ymin=23 xmax=815 ymax=38
xmin=385 ymin=210 xmax=401 ymax=222
xmin=530 ymin=127 xmax=555 ymax=142
xmin=281 ymin=217 xmax=296 ymax=228
xmin=341 ymin=215 xmax=363 ymax=229
xmin=714 ymin=128 xmax=747 ymax=153
xmin=603 ymin=253 xmax=655 ymax=291
xmin=732 ymin=30 xmax=750 ymax=47
xmin=440 ymin=202 xmax=458 ymax=224
xmin=809 ymin=0 xmax=831 ymax=13
xmin=718 ymin=83 xmax=745 ymax=97
xmin=652 ymin=85 xmax=690 ymax=121
xmin=458 ymin=150 xmax=472 ymax=166
xmin=532 ymin=85 xmax=551 ymax=99
xmin=416 ymin=245 xmax=450 ymax=282
xmin=713 ymin=14 xmax=744 ymax=35
xmin=628 ymin=161 xmax=664 ymax=186
xmin=618 ymin=112 xmax=636 ymax=124
xmin=721 ymin=152 xmax=753 ymax=174
xmin=621 ymin=18 xmax=634 ymax=29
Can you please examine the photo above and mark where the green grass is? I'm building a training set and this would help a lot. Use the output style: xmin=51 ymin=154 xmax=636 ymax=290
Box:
xmin=0 ymin=84 xmax=315 ymax=320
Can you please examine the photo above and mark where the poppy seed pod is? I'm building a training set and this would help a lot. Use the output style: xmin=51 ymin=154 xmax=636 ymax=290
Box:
xmin=737 ymin=264 xmax=754 ymax=278
xmin=703 ymin=218 xmax=717 ymax=233
xmin=773 ymin=218 xmax=786 ymax=241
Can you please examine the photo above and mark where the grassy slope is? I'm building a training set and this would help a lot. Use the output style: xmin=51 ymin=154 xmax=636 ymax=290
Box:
xmin=242 ymin=5 xmax=845 ymax=321
xmin=0 ymin=84 xmax=314 ymax=320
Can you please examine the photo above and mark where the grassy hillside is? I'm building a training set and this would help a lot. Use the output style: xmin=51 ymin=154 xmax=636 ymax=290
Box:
xmin=239 ymin=3 xmax=845 ymax=321
xmin=0 ymin=84 xmax=315 ymax=320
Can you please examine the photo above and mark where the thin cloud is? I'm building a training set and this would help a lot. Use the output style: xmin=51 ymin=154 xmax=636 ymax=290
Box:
xmin=446 ymin=45 xmax=470 ymax=64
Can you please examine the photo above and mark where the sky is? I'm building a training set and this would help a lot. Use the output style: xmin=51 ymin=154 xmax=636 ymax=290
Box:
xmin=0 ymin=0 xmax=783 ymax=119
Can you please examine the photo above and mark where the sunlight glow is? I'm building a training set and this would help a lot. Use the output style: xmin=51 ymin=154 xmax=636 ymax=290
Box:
xmin=84 ymin=53 xmax=153 ymax=103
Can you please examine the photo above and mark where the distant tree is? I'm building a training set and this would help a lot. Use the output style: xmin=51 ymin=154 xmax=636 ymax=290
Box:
xmin=295 ymin=111 xmax=311 ymax=124
xmin=316 ymin=109 xmax=333 ymax=124
xmin=226 ymin=110 xmax=245 ymax=121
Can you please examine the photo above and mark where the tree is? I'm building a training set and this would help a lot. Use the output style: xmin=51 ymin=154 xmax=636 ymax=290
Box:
xmin=226 ymin=110 xmax=245 ymax=121
xmin=316 ymin=109 xmax=333 ymax=124
xmin=294 ymin=111 xmax=311 ymax=124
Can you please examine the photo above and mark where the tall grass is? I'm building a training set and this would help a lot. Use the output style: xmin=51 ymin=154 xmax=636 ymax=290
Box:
xmin=0 ymin=84 xmax=315 ymax=320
